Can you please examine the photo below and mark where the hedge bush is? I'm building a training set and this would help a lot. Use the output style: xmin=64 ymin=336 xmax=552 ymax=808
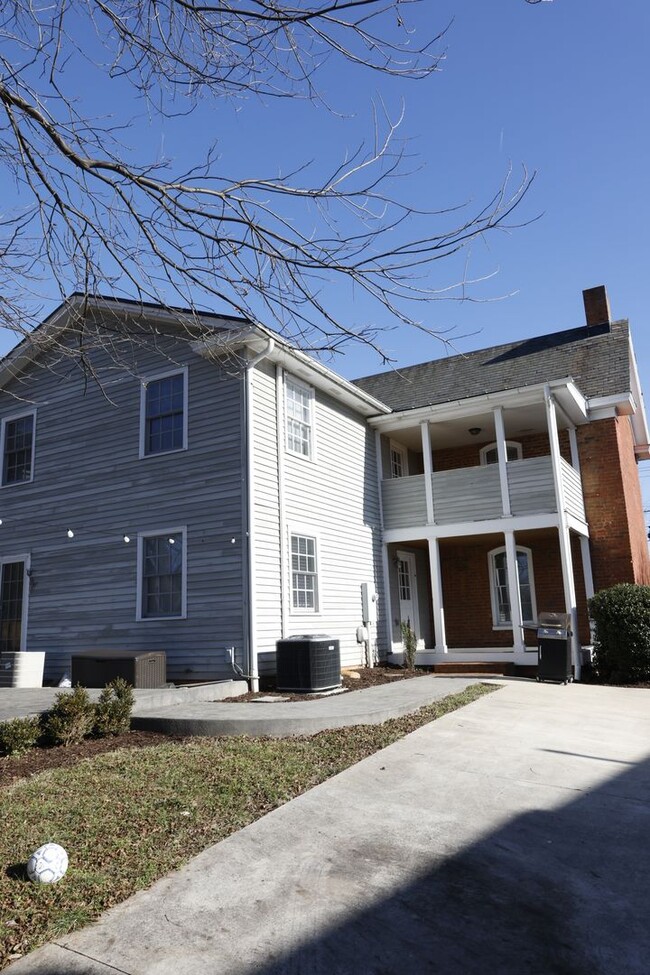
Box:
xmin=589 ymin=583 xmax=650 ymax=684
xmin=41 ymin=684 xmax=96 ymax=746
xmin=0 ymin=716 xmax=42 ymax=756
xmin=94 ymin=677 xmax=134 ymax=737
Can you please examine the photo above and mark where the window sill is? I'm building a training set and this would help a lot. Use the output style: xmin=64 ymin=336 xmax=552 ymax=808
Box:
xmin=136 ymin=614 xmax=187 ymax=622
xmin=139 ymin=446 xmax=188 ymax=461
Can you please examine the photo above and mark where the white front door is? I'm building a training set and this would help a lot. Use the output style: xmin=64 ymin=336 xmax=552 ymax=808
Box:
xmin=395 ymin=550 xmax=422 ymax=649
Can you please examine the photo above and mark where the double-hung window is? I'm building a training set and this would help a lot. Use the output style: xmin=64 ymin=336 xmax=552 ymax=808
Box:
xmin=285 ymin=378 xmax=313 ymax=459
xmin=141 ymin=370 xmax=187 ymax=457
xmin=138 ymin=530 xmax=186 ymax=620
xmin=1 ymin=412 xmax=35 ymax=486
xmin=489 ymin=546 xmax=536 ymax=628
xmin=390 ymin=442 xmax=408 ymax=478
xmin=290 ymin=533 xmax=318 ymax=611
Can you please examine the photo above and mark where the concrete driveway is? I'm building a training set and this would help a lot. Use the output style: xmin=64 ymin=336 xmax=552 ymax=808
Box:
xmin=7 ymin=680 xmax=650 ymax=975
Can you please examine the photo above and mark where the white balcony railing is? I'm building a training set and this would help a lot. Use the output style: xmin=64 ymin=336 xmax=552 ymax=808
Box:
xmin=381 ymin=455 xmax=585 ymax=531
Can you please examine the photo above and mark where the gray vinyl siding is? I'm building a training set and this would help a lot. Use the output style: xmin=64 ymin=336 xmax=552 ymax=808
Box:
xmin=0 ymin=329 xmax=245 ymax=684
xmin=251 ymin=362 xmax=385 ymax=674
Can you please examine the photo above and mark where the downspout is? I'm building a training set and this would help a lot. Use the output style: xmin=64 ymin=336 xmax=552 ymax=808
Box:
xmin=244 ymin=338 xmax=275 ymax=691
xmin=276 ymin=366 xmax=289 ymax=639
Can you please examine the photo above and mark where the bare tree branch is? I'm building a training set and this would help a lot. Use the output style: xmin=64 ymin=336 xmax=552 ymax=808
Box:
xmin=0 ymin=1 xmax=537 ymax=374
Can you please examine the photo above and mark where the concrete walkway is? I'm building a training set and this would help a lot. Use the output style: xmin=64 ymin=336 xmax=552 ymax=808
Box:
xmin=7 ymin=680 xmax=650 ymax=975
xmin=0 ymin=680 xmax=245 ymax=723
xmin=1 ymin=676 xmax=479 ymax=736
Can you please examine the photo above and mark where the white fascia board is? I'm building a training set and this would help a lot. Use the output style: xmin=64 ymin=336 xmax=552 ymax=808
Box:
xmin=383 ymin=512 xmax=561 ymax=545
xmin=0 ymin=295 xmax=82 ymax=388
xmin=0 ymin=295 xmax=247 ymax=390
xmin=628 ymin=335 xmax=650 ymax=458
xmin=587 ymin=392 xmax=635 ymax=418
xmin=369 ymin=377 xmax=586 ymax=431
xmin=198 ymin=327 xmax=391 ymax=418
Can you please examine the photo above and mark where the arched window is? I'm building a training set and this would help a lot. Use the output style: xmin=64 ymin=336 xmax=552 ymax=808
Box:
xmin=479 ymin=441 xmax=522 ymax=466
xmin=488 ymin=545 xmax=536 ymax=628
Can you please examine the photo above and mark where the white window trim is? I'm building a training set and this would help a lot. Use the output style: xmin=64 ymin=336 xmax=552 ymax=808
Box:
xmin=389 ymin=441 xmax=409 ymax=478
xmin=0 ymin=553 xmax=31 ymax=652
xmin=287 ymin=525 xmax=321 ymax=615
xmin=0 ymin=409 xmax=36 ymax=488
xmin=139 ymin=366 xmax=189 ymax=459
xmin=479 ymin=441 xmax=522 ymax=466
xmin=284 ymin=375 xmax=316 ymax=462
xmin=136 ymin=527 xmax=187 ymax=621
xmin=488 ymin=544 xmax=537 ymax=630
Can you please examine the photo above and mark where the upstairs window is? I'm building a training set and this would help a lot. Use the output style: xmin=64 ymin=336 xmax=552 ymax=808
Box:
xmin=290 ymin=533 xmax=319 ymax=611
xmin=480 ymin=441 xmax=522 ymax=466
xmin=141 ymin=370 xmax=187 ymax=457
xmin=285 ymin=378 xmax=314 ymax=459
xmin=138 ymin=530 xmax=186 ymax=620
xmin=2 ymin=412 xmax=35 ymax=486
xmin=489 ymin=546 xmax=536 ymax=628
xmin=390 ymin=442 xmax=408 ymax=478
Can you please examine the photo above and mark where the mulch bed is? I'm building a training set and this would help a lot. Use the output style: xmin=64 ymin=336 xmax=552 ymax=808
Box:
xmin=222 ymin=665 xmax=429 ymax=702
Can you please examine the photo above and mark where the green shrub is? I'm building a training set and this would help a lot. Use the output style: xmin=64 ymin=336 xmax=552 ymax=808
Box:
xmin=42 ymin=685 xmax=95 ymax=746
xmin=0 ymin=716 xmax=41 ymax=756
xmin=589 ymin=583 xmax=650 ymax=684
xmin=94 ymin=678 xmax=134 ymax=737
xmin=400 ymin=620 xmax=417 ymax=671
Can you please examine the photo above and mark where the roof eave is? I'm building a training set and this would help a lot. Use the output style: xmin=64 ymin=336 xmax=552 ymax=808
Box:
xmin=368 ymin=377 xmax=587 ymax=430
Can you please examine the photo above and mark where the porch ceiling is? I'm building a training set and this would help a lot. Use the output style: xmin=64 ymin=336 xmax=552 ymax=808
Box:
xmin=392 ymin=402 xmax=556 ymax=451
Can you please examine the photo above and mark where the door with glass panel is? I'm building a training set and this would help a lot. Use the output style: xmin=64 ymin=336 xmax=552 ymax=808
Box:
xmin=395 ymin=550 xmax=421 ymax=650
xmin=0 ymin=559 xmax=27 ymax=652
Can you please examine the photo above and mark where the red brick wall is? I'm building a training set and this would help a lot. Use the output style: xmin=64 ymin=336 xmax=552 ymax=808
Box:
xmin=438 ymin=531 xmax=590 ymax=648
xmin=577 ymin=418 xmax=650 ymax=589
xmin=432 ymin=431 xmax=571 ymax=472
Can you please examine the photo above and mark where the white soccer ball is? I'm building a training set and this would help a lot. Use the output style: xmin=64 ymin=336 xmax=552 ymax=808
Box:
xmin=26 ymin=843 xmax=69 ymax=884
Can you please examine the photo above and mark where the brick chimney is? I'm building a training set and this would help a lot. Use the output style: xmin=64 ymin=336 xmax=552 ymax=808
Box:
xmin=582 ymin=285 xmax=611 ymax=331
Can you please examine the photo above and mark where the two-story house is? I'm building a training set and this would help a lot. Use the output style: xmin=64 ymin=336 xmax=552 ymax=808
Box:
xmin=0 ymin=294 xmax=388 ymax=688
xmin=0 ymin=286 xmax=647 ymax=686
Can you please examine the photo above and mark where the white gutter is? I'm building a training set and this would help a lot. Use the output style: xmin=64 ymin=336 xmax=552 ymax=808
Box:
xmin=368 ymin=378 xmax=587 ymax=431
xmin=195 ymin=328 xmax=391 ymax=418
xmin=276 ymin=365 xmax=289 ymax=639
xmin=244 ymin=338 xmax=275 ymax=692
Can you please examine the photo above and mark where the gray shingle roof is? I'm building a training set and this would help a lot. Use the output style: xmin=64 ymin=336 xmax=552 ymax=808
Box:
xmin=352 ymin=321 xmax=631 ymax=412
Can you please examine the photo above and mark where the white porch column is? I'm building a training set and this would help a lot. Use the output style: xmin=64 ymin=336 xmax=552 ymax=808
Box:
xmin=504 ymin=529 xmax=525 ymax=653
xmin=545 ymin=386 xmax=582 ymax=679
xmin=420 ymin=420 xmax=435 ymax=525
xmin=427 ymin=538 xmax=447 ymax=653
xmin=494 ymin=406 xmax=511 ymax=516
xmin=375 ymin=430 xmax=395 ymax=654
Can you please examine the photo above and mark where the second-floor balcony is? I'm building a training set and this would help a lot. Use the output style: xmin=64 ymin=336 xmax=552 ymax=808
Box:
xmin=382 ymin=455 xmax=585 ymax=532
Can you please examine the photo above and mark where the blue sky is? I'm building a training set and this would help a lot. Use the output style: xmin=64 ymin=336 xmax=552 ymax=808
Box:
xmin=1 ymin=1 xmax=649 ymax=510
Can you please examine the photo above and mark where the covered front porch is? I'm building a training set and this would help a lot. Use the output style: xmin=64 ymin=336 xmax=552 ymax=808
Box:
xmin=372 ymin=378 xmax=595 ymax=678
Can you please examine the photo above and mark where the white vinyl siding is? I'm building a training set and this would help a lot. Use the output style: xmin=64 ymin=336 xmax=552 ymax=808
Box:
xmin=285 ymin=377 xmax=314 ymax=459
xmin=251 ymin=361 xmax=384 ymax=674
